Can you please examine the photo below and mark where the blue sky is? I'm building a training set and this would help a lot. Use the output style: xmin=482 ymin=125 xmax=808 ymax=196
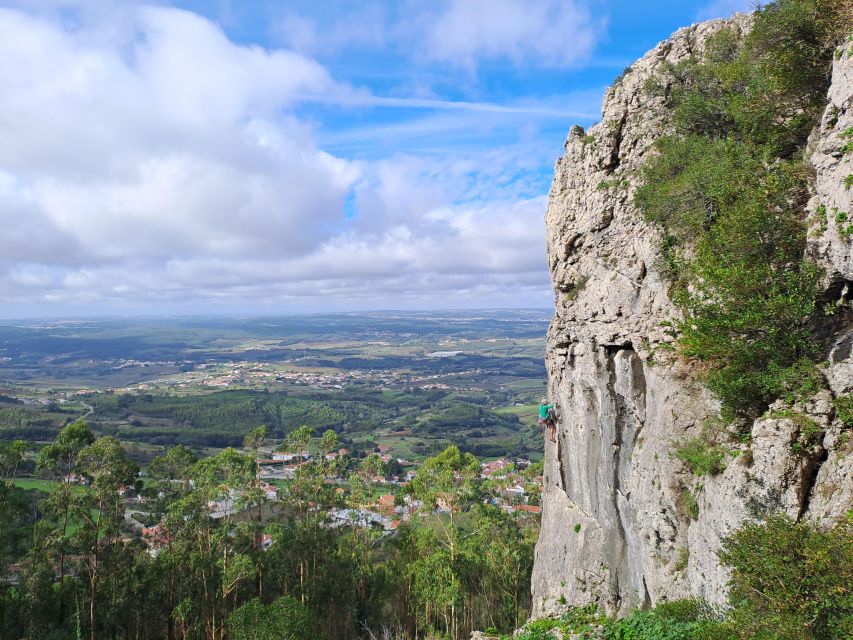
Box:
xmin=0 ymin=0 xmax=750 ymax=317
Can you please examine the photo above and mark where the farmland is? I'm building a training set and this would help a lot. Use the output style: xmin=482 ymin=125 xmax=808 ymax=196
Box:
xmin=0 ymin=311 xmax=549 ymax=460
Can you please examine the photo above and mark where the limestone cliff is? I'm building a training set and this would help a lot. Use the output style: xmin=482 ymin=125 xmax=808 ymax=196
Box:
xmin=533 ymin=15 xmax=853 ymax=616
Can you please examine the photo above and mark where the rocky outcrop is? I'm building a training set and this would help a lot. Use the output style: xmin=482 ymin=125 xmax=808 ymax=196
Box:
xmin=533 ymin=16 xmax=852 ymax=616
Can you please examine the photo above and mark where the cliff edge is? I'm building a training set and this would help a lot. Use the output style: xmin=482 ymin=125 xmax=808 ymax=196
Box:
xmin=534 ymin=14 xmax=853 ymax=616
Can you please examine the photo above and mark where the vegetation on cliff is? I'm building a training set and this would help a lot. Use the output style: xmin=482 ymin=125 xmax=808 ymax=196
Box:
xmin=636 ymin=0 xmax=852 ymax=419
xmin=500 ymin=512 xmax=853 ymax=640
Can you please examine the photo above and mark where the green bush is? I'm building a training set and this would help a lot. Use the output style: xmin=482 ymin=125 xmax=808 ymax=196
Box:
xmin=720 ymin=514 xmax=853 ymax=639
xmin=602 ymin=609 xmax=729 ymax=640
xmin=682 ymin=489 xmax=700 ymax=520
xmin=634 ymin=0 xmax=853 ymax=417
xmin=769 ymin=408 xmax=824 ymax=452
xmin=228 ymin=596 xmax=324 ymax=640
xmin=674 ymin=547 xmax=690 ymax=572
xmin=514 ymin=602 xmax=732 ymax=640
xmin=833 ymin=394 xmax=853 ymax=427
xmin=674 ymin=437 xmax=728 ymax=477
xmin=517 ymin=515 xmax=853 ymax=640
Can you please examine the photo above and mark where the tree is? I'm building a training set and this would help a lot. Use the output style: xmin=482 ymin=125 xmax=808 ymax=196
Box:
xmin=0 ymin=475 xmax=30 ymax=634
xmin=37 ymin=418 xmax=95 ymax=480
xmin=319 ymin=429 xmax=339 ymax=456
xmin=147 ymin=444 xmax=198 ymax=498
xmin=76 ymin=436 xmax=138 ymax=640
xmin=282 ymin=425 xmax=314 ymax=457
xmin=35 ymin=419 xmax=95 ymax=626
xmin=243 ymin=425 xmax=268 ymax=457
xmin=411 ymin=445 xmax=479 ymax=515
xmin=244 ymin=425 xmax=269 ymax=489
xmin=0 ymin=440 xmax=26 ymax=479
xmin=409 ymin=446 xmax=480 ymax=639
xmin=461 ymin=505 xmax=535 ymax=632
xmin=171 ymin=448 xmax=257 ymax=640
xmin=720 ymin=513 xmax=853 ymax=639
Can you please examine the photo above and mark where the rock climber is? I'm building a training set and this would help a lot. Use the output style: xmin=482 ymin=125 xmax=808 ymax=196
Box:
xmin=538 ymin=397 xmax=558 ymax=443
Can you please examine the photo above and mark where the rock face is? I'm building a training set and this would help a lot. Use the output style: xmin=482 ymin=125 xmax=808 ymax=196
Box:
xmin=533 ymin=16 xmax=853 ymax=616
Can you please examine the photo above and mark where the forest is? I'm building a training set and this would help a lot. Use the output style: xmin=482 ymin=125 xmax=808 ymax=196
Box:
xmin=85 ymin=388 xmax=539 ymax=459
xmin=0 ymin=421 xmax=540 ymax=640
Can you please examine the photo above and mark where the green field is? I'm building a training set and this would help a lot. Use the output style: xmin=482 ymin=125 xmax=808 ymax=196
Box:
xmin=11 ymin=477 xmax=57 ymax=492
xmin=11 ymin=479 xmax=111 ymax=536
xmin=495 ymin=403 xmax=538 ymax=423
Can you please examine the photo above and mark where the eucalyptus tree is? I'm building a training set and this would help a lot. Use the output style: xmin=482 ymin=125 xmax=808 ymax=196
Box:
xmin=243 ymin=426 xmax=268 ymax=468
xmin=279 ymin=425 xmax=313 ymax=456
xmin=162 ymin=448 xmax=257 ymax=640
xmin=409 ymin=445 xmax=480 ymax=639
xmin=318 ymin=429 xmax=339 ymax=456
xmin=228 ymin=596 xmax=324 ymax=640
xmin=75 ymin=436 xmax=138 ymax=640
xmin=0 ymin=440 xmax=26 ymax=479
xmin=35 ymin=418 xmax=95 ymax=626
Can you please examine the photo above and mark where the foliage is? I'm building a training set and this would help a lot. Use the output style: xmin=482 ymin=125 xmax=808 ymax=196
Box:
xmin=635 ymin=0 xmax=852 ymax=417
xmin=83 ymin=387 xmax=539 ymax=458
xmin=511 ymin=601 xmax=731 ymax=640
xmin=0 ymin=439 xmax=27 ymax=478
xmin=674 ymin=437 xmax=728 ymax=477
xmin=720 ymin=513 xmax=853 ymax=639
xmin=833 ymin=394 xmax=853 ymax=427
xmin=0 ymin=438 xmax=538 ymax=640
xmin=674 ymin=547 xmax=690 ymax=572
xmin=228 ymin=596 xmax=323 ymax=640
xmin=242 ymin=425 xmax=268 ymax=452
xmin=682 ymin=489 xmax=700 ymax=521
xmin=410 ymin=445 xmax=479 ymax=512
xmin=769 ymin=409 xmax=824 ymax=452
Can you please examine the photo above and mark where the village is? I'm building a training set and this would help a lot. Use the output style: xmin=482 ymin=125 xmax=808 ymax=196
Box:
xmin=120 ymin=447 xmax=542 ymax=556
xmin=52 ymin=358 xmax=483 ymax=396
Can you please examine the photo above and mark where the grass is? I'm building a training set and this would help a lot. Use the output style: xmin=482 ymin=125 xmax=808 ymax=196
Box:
xmin=674 ymin=437 xmax=728 ymax=477
xmin=682 ymin=489 xmax=700 ymax=521
xmin=11 ymin=477 xmax=57 ymax=492
xmin=510 ymin=600 xmax=729 ymax=640
xmin=834 ymin=394 xmax=853 ymax=427
xmin=494 ymin=404 xmax=539 ymax=423
xmin=11 ymin=479 xmax=105 ymax=537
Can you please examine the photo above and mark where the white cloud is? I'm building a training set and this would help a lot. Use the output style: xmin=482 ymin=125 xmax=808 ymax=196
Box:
xmin=0 ymin=148 xmax=552 ymax=308
xmin=421 ymin=0 xmax=603 ymax=69
xmin=695 ymin=0 xmax=756 ymax=21
xmin=275 ymin=2 xmax=388 ymax=55
xmin=0 ymin=5 xmax=357 ymax=266
xmin=272 ymin=0 xmax=603 ymax=71
xmin=0 ymin=4 xmax=555 ymax=313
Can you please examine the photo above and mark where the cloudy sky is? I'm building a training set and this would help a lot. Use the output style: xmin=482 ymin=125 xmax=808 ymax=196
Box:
xmin=0 ymin=0 xmax=751 ymax=317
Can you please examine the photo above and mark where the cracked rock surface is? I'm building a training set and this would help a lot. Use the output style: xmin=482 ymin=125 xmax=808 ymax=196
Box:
xmin=533 ymin=16 xmax=852 ymax=616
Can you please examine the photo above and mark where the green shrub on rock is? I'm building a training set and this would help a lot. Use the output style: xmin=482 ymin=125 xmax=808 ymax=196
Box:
xmin=674 ymin=437 xmax=728 ymax=477
xmin=833 ymin=394 xmax=853 ymax=427
xmin=511 ymin=601 xmax=732 ymax=640
xmin=720 ymin=514 xmax=853 ymax=640
xmin=635 ymin=0 xmax=852 ymax=418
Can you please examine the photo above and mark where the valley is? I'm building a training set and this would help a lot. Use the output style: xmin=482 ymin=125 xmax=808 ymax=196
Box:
xmin=0 ymin=310 xmax=549 ymax=462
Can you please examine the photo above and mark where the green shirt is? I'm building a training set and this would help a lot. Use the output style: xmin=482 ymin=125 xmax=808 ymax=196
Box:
xmin=538 ymin=403 xmax=554 ymax=420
